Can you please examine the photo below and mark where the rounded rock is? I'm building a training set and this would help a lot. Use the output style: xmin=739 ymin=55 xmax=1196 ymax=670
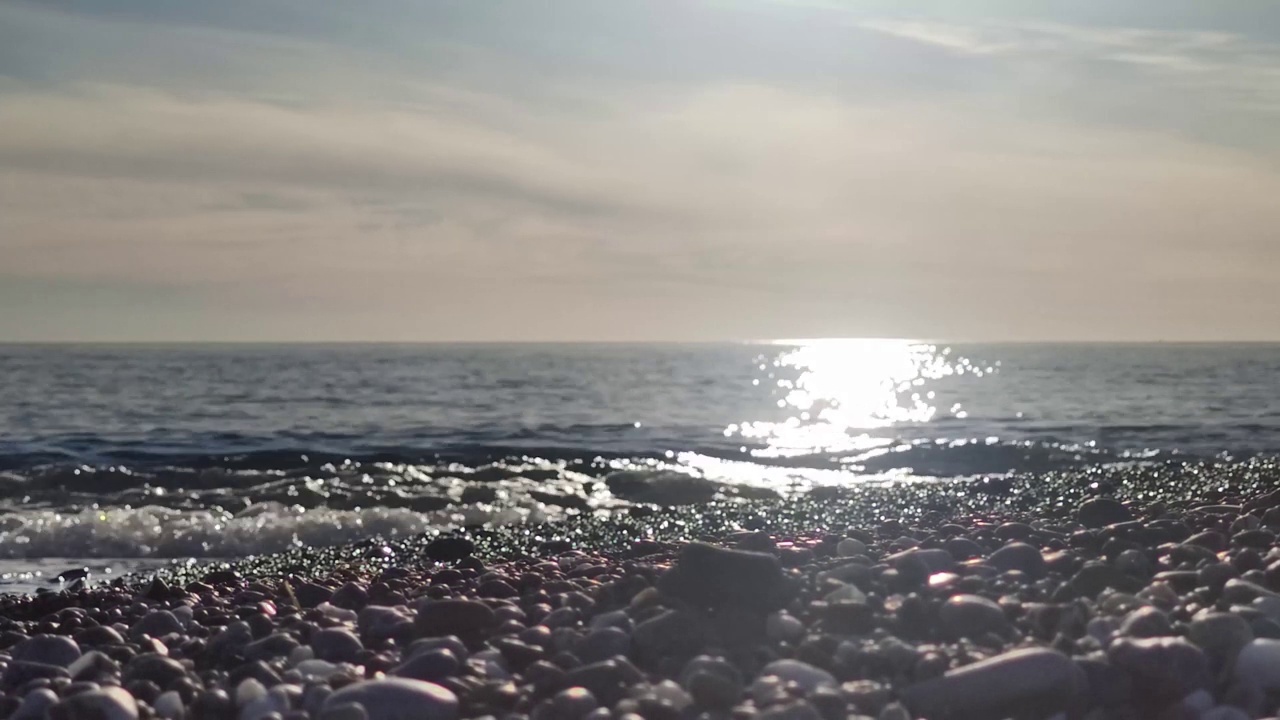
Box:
xmin=902 ymin=648 xmax=1080 ymax=720
xmin=322 ymin=679 xmax=457 ymax=720
xmin=938 ymin=595 xmax=1010 ymax=640
xmin=757 ymin=659 xmax=837 ymax=693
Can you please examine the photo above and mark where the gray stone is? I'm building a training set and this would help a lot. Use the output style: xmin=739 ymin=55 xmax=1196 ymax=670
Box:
xmin=938 ymin=594 xmax=1010 ymax=639
xmin=1108 ymin=637 xmax=1210 ymax=706
xmin=414 ymin=600 xmax=495 ymax=637
xmin=757 ymin=659 xmax=837 ymax=693
xmin=11 ymin=635 xmax=82 ymax=667
xmin=12 ymin=688 xmax=59 ymax=720
xmin=55 ymin=687 xmax=139 ymax=720
xmin=902 ymin=648 xmax=1080 ymax=720
xmin=1189 ymin=612 xmax=1253 ymax=672
xmin=987 ymin=542 xmax=1047 ymax=578
xmin=1118 ymin=607 xmax=1172 ymax=638
xmin=323 ymin=680 xmax=456 ymax=720
xmin=1078 ymin=498 xmax=1133 ymax=528
xmin=575 ymin=627 xmax=630 ymax=664
xmin=1234 ymin=638 xmax=1280 ymax=690
xmin=131 ymin=610 xmax=184 ymax=639
xmin=391 ymin=649 xmax=459 ymax=682
xmin=310 ymin=629 xmax=363 ymax=664
xmin=658 ymin=542 xmax=794 ymax=611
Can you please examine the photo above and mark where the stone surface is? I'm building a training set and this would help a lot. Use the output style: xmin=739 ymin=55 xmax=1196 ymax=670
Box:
xmin=11 ymin=635 xmax=82 ymax=667
xmin=657 ymin=542 xmax=794 ymax=611
xmin=1108 ymin=637 xmax=1211 ymax=706
xmin=322 ymin=679 xmax=457 ymax=720
xmin=757 ymin=660 xmax=837 ymax=693
xmin=1078 ymin=498 xmax=1133 ymax=528
xmin=938 ymin=594 xmax=1011 ymax=639
xmin=902 ymin=648 xmax=1080 ymax=720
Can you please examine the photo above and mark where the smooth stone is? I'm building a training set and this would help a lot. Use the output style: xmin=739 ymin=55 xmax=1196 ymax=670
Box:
xmin=1078 ymin=498 xmax=1133 ymax=528
xmin=391 ymin=649 xmax=459 ymax=682
xmin=1108 ymin=637 xmax=1210 ymax=706
xmin=67 ymin=651 xmax=119 ymax=682
xmin=576 ymin=628 xmax=630 ymax=664
xmin=240 ymin=686 xmax=296 ymax=720
xmin=657 ymin=542 xmax=793 ymax=611
xmin=1189 ymin=612 xmax=1253 ymax=671
xmin=757 ymin=660 xmax=837 ymax=693
xmin=319 ymin=702 xmax=368 ymax=720
xmin=54 ymin=687 xmax=139 ymax=720
xmin=357 ymin=607 xmax=412 ymax=644
xmin=902 ymin=648 xmax=1080 ymax=720
xmin=423 ymin=537 xmax=476 ymax=563
xmin=837 ymin=538 xmax=868 ymax=557
xmin=123 ymin=654 xmax=186 ymax=687
xmin=680 ymin=656 xmax=743 ymax=709
xmin=631 ymin=611 xmax=706 ymax=668
xmin=310 ymin=629 xmax=363 ymax=664
xmin=938 ymin=594 xmax=1010 ymax=639
xmin=12 ymin=688 xmax=59 ymax=720
xmin=1118 ymin=607 xmax=1173 ymax=638
xmin=408 ymin=637 xmax=468 ymax=662
xmin=1202 ymin=707 xmax=1252 ymax=720
xmin=293 ymin=660 xmax=343 ymax=681
xmin=12 ymin=635 xmax=82 ymax=667
xmin=987 ymin=543 xmax=1046 ymax=578
xmin=414 ymin=600 xmax=495 ymax=637
xmin=323 ymin=679 xmax=457 ymax=720
xmin=943 ymin=537 xmax=984 ymax=560
xmin=154 ymin=691 xmax=185 ymax=720
xmin=539 ymin=687 xmax=597 ymax=720
xmin=1233 ymin=639 xmax=1280 ymax=690
xmin=1071 ymin=562 xmax=1143 ymax=596
xmin=131 ymin=611 xmax=184 ymax=640
xmin=766 ymin=612 xmax=805 ymax=643
xmin=1222 ymin=579 xmax=1277 ymax=605
xmin=758 ymin=701 xmax=822 ymax=720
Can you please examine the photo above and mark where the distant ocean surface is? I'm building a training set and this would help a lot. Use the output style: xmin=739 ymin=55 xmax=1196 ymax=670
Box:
xmin=3 ymin=341 xmax=1280 ymax=590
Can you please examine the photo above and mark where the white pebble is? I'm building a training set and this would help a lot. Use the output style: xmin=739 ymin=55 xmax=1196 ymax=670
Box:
xmin=650 ymin=680 xmax=693 ymax=710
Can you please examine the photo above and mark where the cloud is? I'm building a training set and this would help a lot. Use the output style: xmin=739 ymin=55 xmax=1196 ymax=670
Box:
xmin=3 ymin=1 xmax=1280 ymax=340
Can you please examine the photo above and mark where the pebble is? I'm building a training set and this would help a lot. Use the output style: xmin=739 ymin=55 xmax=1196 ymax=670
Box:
xmin=902 ymin=648 xmax=1080 ymax=720
xmin=131 ymin=610 xmax=185 ymax=639
xmin=1233 ymin=638 xmax=1280 ymax=690
xmin=414 ymin=600 xmax=495 ymax=637
xmin=323 ymin=679 xmax=457 ymax=720
xmin=1118 ymin=606 xmax=1172 ymax=638
xmin=987 ymin=542 xmax=1046 ymax=578
xmin=657 ymin=542 xmax=793 ymax=611
xmin=392 ymin=649 xmax=459 ymax=682
xmin=310 ymin=629 xmax=364 ymax=664
xmin=836 ymin=538 xmax=867 ymax=557
xmin=1078 ymin=497 xmax=1133 ymax=528
xmin=938 ymin=594 xmax=1010 ymax=639
xmin=1189 ymin=612 xmax=1253 ymax=671
xmin=54 ymin=687 xmax=139 ymax=720
xmin=154 ymin=691 xmax=186 ymax=720
xmin=12 ymin=688 xmax=59 ymax=720
xmin=766 ymin=612 xmax=805 ymax=643
xmin=12 ymin=635 xmax=82 ymax=667
xmin=757 ymin=659 xmax=837 ymax=693
xmin=1108 ymin=637 xmax=1211 ymax=706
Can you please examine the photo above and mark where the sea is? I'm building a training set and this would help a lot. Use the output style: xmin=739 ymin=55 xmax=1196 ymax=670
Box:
xmin=3 ymin=340 xmax=1279 ymax=594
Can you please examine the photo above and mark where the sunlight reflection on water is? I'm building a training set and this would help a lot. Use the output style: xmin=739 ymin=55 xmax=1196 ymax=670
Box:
xmin=727 ymin=339 xmax=995 ymax=459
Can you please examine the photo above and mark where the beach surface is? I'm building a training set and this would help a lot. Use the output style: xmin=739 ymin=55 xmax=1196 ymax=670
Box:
xmin=7 ymin=465 xmax=1280 ymax=719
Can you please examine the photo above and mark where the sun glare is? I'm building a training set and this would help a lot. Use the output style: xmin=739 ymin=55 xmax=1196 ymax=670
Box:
xmin=730 ymin=339 xmax=968 ymax=458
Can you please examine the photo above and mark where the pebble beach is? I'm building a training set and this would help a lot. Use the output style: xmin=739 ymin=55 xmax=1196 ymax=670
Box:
xmin=7 ymin=463 xmax=1280 ymax=719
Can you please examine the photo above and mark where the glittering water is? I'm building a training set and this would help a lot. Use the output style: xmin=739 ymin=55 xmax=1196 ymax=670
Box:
xmin=2 ymin=341 xmax=1280 ymax=583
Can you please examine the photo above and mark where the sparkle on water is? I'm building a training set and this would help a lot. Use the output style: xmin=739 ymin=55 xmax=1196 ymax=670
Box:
xmin=729 ymin=338 xmax=987 ymax=459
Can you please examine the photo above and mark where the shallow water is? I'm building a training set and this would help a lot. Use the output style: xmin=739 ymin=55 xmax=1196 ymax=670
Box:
xmin=2 ymin=341 xmax=1279 ymax=567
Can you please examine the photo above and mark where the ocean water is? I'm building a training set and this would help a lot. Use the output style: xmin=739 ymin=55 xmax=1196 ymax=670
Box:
xmin=3 ymin=341 xmax=1280 ymax=591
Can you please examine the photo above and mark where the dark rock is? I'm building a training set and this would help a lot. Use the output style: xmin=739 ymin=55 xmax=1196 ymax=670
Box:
xmin=423 ymin=537 xmax=476 ymax=563
xmin=415 ymin=600 xmax=496 ymax=638
xmin=938 ymin=595 xmax=1010 ymax=640
xmin=902 ymin=648 xmax=1081 ymax=720
xmin=311 ymin=629 xmax=364 ymax=663
xmin=1078 ymin=498 xmax=1133 ymax=528
xmin=1188 ymin=612 xmax=1253 ymax=673
xmin=392 ymin=649 xmax=460 ymax=682
xmin=1118 ymin=607 xmax=1173 ymax=638
xmin=631 ymin=611 xmax=707 ymax=669
xmin=322 ymin=678 xmax=458 ymax=720
xmin=1070 ymin=562 xmax=1143 ymax=597
xmin=1107 ymin=637 xmax=1210 ymax=707
xmin=11 ymin=635 xmax=82 ymax=667
xmin=130 ymin=611 xmax=184 ymax=640
xmin=330 ymin=583 xmax=369 ymax=610
xmin=987 ymin=543 xmax=1046 ymax=578
xmin=293 ymin=583 xmax=333 ymax=609
xmin=122 ymin=654 xmax=186 ymax=688
xmin=657 ymin=542 xmax=794 ymax=612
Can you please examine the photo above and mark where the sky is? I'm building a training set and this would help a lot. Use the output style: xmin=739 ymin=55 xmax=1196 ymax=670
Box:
xmin=2 ymin=0 xmax=1279 ymax=342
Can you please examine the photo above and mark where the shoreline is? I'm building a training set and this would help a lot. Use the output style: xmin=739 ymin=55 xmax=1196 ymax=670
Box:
xmin=3 ymin=465 xmax=1280 ymax=717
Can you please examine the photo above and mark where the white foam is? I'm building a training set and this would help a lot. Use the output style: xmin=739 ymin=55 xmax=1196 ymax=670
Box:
xmin=0 ymin=501 xmax=558 ymax=559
